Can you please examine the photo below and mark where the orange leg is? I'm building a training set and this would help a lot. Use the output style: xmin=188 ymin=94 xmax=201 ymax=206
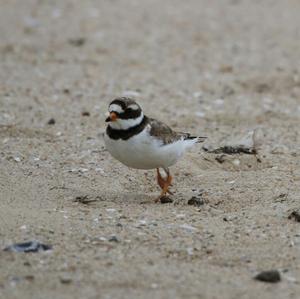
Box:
xmin=156 ymin=168 xmax=165 ymax=190
xmin=155 ymin=168 xmax=173 ymax=202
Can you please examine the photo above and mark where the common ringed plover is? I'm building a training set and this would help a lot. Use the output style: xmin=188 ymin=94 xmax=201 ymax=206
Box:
xmin=104 ymin=97 xmax=206 ymax=202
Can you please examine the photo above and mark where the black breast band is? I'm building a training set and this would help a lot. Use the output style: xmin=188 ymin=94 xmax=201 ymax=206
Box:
xmin=106 ymin=116 xmax=148 ymax=140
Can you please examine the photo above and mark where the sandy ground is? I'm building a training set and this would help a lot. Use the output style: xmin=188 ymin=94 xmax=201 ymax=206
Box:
xmin=1 ymin=0 xmax=300 ymax=298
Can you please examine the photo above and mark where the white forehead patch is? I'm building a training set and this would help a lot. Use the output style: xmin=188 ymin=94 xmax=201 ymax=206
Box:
xmin=128 ymin=104 xmax=140 ymax=110
xmin=109 ymin=104 xmax=124 ymax=114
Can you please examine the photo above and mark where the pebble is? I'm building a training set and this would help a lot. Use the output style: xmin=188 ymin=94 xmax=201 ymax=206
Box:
xmin=288 ymin=210 xmax=300 ymax=222
xmin=193 ymin=91 xmax=203 ymax=98
xmin=195 ymin=111 xmax=206 ymax=118
xmin=4 ymin=240 xmax=52 ymax=253
xmin=160 ymin=196 xmax=173 ymax=204
xmin=254 ymin=270 xmax=281 ymax=283
xmin=228 ymin=180 xmax=235 ymax=184
xmin=214 ymin=98 xmax=224 ymax=106
xmin=232 ymin=159 xmax=240 ymax=166
xmin=188 ymin=196 xmax=205 ymax=206
xmin=138 ymin=220 xmax=147 ymax=226
xmin=47 ymin=118 xmax=55 ymax=125
xmin=68 ymin=37 xmax=86 ymax=47
xmin=179 ymin=224 xmax=197 ymax=232
xmin=59 ymin=275 xmax=72 ymax=284
xmin=108 ymin=236 xmax=119 ymax=243
xmin=81 ymin=111 xmax=90 ymax=117
xmin=95 ymin=167 xmax=105 ymax=175
xmin=186 ymin=247 xmax=194 ymax=256
xmin=175 ymin=214 xmax=186 ymax=219
xmin=223 ymin=215 xmax=239 ymax=222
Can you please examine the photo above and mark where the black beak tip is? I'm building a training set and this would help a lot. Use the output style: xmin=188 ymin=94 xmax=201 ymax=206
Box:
xmin=105 ymin=117 xmax=110 ymax=122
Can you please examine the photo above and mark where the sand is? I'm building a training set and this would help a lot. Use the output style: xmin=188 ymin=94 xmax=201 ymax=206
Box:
xmin=0 ymin=0 xmax=300 ymax=298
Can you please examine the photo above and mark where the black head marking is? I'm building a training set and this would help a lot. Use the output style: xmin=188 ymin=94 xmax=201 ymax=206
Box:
xmin=109 ymin=97 xmax=138 ymax=110
xmin=109 ymin=97 xmax=142 ymax=120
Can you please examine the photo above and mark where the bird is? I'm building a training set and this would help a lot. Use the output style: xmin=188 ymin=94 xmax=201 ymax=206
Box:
xmin=104 ymin=97 xmax=206 ymax=202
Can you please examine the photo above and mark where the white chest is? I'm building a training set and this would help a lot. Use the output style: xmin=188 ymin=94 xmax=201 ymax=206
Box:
xmin=104 ymin=128 xmax=189 ymax=169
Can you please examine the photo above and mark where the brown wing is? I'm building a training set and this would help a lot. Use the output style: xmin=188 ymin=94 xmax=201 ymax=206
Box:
xmin=148 ymin=118 xmax=191 ymax=145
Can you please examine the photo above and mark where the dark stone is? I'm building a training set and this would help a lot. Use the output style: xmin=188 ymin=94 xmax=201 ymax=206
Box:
xmin=108 ymin=236 xmax=119 ymax=243
xmin=160 ymin=196 xmax=173 ymax=204
xmin=254 ymin=270 xmax=281 ymax=283
xmin=188 ymin=196 xmax=205 ymax=206
xmin=4 ymin=241 xmax=52 ymax=253
xmin=288 ymin=210 xmax=300 ymax=222
xmin=81 ymin=111 xmax=90 ymax=117
xmin=47 ymin=118 xmax=55 ymax=125
xmin=60 ymin=276 xmax=72 ymax=284
xmin=68 ymin=38 xmax=86 ymax=47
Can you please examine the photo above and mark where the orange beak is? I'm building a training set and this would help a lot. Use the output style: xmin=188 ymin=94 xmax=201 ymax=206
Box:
xmin=105 ymin=112 xmax=118 ymax=122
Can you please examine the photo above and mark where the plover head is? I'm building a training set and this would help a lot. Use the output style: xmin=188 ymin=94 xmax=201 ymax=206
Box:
xmin=105 ymin=97 xmax=144 ymax=130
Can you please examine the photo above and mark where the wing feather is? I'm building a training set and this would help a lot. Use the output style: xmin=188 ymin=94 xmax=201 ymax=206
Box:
xmin=147 ymin=118 xmax=206 ymax=145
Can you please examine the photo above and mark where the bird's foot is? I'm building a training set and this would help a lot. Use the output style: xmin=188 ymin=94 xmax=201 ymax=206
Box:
xmin=155 ymin=168 xmax=173 ymax=202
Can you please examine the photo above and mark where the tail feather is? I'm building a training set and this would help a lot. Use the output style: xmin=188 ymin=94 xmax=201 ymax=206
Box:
xmin=184 ymin=135 xmax=207 ymax=143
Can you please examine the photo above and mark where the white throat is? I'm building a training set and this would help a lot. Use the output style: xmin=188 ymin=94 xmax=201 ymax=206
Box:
xmin=109 ymin=112 xmax=144 ymax=130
